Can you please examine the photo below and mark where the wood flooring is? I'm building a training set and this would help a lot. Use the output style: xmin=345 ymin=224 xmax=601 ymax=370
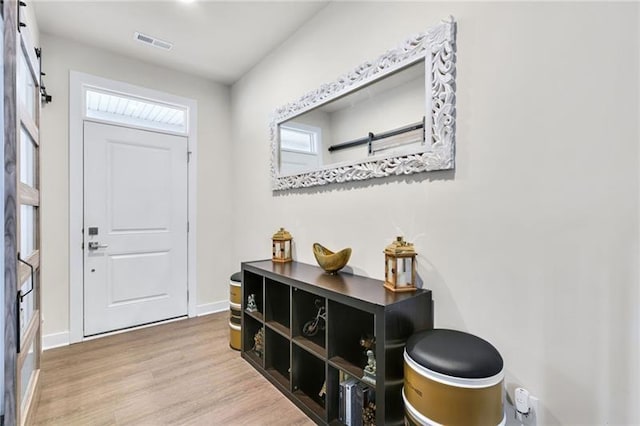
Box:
xmin=33 ymin=312 xmax=313 ymax=425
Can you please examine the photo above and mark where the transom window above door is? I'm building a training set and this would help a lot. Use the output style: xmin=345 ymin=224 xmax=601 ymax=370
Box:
xmin=84 ymin=88 xmax=187 ymax=134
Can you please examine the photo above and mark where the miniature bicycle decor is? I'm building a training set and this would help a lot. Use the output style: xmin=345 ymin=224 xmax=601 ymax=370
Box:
xmin=302 ymin=299 xmax=326 ymax=337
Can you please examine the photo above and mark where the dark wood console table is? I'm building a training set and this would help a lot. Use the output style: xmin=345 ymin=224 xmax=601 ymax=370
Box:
xmin=241 ymin=260 xmax=433 ymax=425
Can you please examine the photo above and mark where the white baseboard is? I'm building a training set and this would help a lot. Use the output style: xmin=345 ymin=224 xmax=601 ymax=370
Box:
xmin=43 ymin=331 xmax=70 ymax=351
xmin=197 ymin=300 xmax=229 ymax=316
xmin=43 ymin=301 xmax=227 ymax=350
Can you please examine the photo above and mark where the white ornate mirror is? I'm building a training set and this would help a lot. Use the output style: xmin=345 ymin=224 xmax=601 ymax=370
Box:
xmin=271 ymin=17 xmax=457 ymax=191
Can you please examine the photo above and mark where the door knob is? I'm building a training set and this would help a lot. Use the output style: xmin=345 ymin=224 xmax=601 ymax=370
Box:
xmin=88 ymin=241 xmax=108 ymax=250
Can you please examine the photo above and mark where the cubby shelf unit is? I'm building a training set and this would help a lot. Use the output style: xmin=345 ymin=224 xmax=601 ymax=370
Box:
xmin=241 ymin=260 xmax=433 ymax=425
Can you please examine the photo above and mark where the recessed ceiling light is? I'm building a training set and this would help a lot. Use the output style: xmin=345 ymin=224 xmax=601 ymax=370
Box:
xmin=178 ymin=0 xmax=195 ymax=3
xmin=133 ymin=32 xmax=173 ymax=51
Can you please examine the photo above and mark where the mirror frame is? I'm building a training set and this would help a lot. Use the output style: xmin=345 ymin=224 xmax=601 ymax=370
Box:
xmin=270 ymin=17 xmax=457 ymax=191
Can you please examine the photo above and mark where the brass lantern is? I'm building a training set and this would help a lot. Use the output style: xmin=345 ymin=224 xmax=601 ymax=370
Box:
xmin=384 ymin=236 xmax=417 ymax=292
xmin=272 ymin=227 xmax=293 ymax=263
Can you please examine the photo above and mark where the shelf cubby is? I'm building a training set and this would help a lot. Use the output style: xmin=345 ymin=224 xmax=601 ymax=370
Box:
xmin=241 ymin=260 xmax=433 ymax=425
xmin=245 ymin=309 xmax=264 ymax=323
xmin=265 ymin=278 xmax=291 ymax=337
xmin=242 ymin=314 xmax=264 ymax=368
xmin=292 ymin=288 xmax=327 ymax=358
xmin=327 ymin=365 xmax=377 ymax=426
xmin=327 ymin=300 xmax=374 ymax=375
xmin=265 ymin=327 xmax=291 ymax=391
xmin=326 ymin=366 xmax=341 ymax=423
xmin=292 ymin=344 xmax=326 ymax=418
xmin=243 ymin=270 xmax=264 ymax=315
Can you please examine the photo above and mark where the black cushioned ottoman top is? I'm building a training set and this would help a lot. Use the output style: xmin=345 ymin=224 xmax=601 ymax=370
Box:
xmin=405 ymin=329 xmax=503 ymax=379
xmin=230 ymin=272 xmax=242 ymax=282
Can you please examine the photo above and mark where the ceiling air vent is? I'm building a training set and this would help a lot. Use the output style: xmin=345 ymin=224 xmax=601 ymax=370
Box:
xmin=133 ymin=32 xmax=173 ymax=51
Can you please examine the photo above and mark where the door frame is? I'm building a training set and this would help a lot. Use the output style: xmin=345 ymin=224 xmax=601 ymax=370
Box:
xmin=69 ymin=71 xmax=198 ymax=344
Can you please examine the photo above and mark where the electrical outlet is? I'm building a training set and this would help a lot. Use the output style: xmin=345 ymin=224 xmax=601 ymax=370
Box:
xmin=515 ymin=388 xmax=530 ymax=414
xmin=509 ymin=388 xmax=539 ymax=426
xmin=529 ymin=395 xmax=539 ymax=424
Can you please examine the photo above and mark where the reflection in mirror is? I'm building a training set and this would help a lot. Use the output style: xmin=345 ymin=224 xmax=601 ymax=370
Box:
xmin=279 ymin=61 xmax=425 ymax=176
xmin=279 ymin=121 xmax=322 ymax=175
xmin=271 ymin=17 xmax=456 ymax=191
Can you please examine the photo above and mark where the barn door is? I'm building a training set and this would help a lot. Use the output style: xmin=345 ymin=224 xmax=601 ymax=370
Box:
xmin=4 ymin=1 xmax=42 ymax=424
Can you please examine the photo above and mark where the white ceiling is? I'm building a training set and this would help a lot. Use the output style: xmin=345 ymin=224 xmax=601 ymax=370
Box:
xmin=33 ymin=1 xmax=329 ymax=85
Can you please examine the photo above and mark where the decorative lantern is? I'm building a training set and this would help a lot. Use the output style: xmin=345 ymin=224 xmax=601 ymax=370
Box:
xmin=272 ymin=227 xmax=293 ymax=263
xmin=384 ymin=236 xmax=417 ymax=292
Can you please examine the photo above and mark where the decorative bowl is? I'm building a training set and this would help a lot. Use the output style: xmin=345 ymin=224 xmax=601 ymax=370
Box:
xmin=312 ymin=243 xmax=352 ymax=274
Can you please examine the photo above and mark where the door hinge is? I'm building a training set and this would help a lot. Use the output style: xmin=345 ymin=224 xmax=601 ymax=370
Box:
xmin=81 ymin=242 xmax=84 ymax=250
xmin=187 ymin=221 xmax=190 ymax=232
xmin=187 ymin=151 xmax=192 ymax=163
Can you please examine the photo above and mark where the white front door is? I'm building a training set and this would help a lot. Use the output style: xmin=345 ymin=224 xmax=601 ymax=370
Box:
xmin=83 ymin=121 xmax=188 ymax=336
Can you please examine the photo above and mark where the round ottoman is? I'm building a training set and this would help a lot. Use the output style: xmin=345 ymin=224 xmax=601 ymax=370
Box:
xmin=403 ymin=329 xmax=504 ymax=426
xmin=229 ymin=272 xmax=242 ymax=350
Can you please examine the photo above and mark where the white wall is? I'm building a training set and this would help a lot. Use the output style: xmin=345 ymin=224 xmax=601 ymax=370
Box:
xmin=231 ymin=2 xmax=639 ymax=424
xmin=39 ymin=33 xmax=233 ymax=338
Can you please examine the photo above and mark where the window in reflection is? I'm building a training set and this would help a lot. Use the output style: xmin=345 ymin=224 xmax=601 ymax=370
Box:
xmin=279 ymin=123 xmax=322 ymax=175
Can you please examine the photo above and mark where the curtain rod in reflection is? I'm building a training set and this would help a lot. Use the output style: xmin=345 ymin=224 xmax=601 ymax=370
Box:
xmin=327 ymin=117 xmax=425 ymax=153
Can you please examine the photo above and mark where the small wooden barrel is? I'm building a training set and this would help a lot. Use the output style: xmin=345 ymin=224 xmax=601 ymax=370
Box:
xmin=229 ymin=322 xmax=241 ymax=350
xmin=229 ymin=272 xmax=242 ymax=350
xmin=229 ymin=271 xmax=242 ymax=305
xmin=403 ymin=329 xmax=505 ymax=426
xmin=230 ymin=304 xmax=241 ymax=325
